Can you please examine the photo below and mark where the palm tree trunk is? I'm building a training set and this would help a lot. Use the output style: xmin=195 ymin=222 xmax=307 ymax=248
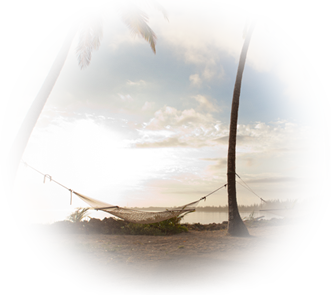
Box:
xmin=6 ymin=26 xmax=77 ymax=189
xmin=227 ymin=22 xmax=255 ymax=237
xmin=322 ymin=86 xmax=331 ymax=200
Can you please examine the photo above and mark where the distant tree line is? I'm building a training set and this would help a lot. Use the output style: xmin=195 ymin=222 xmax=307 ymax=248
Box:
xmin=196 ymin=195 xmax=329 ymax=212
xmin=130 ymin=199 xmax=297 ymax=213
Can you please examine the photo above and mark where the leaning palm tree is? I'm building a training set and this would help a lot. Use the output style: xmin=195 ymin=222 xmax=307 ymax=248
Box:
xmin=227 ymin=20 xmax=255 ymax=237
xmin=7 ymin=4 xmax=167 ymax=188
xmin=285 ymin=35 xmax=331 ymax=204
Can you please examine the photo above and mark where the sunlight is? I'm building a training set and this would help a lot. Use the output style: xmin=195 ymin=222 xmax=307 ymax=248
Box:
xmin=21 ymin=117 xmax=187 ymax=212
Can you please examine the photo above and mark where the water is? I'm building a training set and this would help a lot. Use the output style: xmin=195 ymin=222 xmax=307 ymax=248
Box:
xmin=180 ymin=210 xmax=282 ymax=224
xmin=12 ymin=210 xmax=279 ymax=224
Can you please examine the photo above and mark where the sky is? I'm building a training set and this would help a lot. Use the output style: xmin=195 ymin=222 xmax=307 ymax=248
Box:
xmin=0 ymin=0 xmax=329 ymax=224
xmin=0 ymin=0 xmax=330 ymax=295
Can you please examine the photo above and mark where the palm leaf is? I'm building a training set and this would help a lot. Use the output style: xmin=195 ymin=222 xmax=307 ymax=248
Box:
xmin=285 ymin=35 xmax=296 ymax=48
xmin=150 ymin=0 xmax=169 ymax=21
xmin=122 ymin=7 xmax=157 ymax=54
xmin=302 ymin=58 xmax=315 ymax=82
xmin=243 ymin=12 xmax=253 ymax=39
xmin=76 ymin=18 xmax=103 ymax=69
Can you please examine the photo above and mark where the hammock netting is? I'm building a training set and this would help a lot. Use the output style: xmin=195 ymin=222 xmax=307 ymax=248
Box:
xmin=74 ymin=191 xmax=200 ymax=224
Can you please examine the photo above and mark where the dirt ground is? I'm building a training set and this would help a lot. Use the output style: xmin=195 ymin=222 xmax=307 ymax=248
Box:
xmin=24 ymin=221 xmax=320 ymax=295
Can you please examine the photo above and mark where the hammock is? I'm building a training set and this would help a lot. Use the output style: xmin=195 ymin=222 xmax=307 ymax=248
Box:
xmin=24 ymin=162 xmax=226 ymax=224
xmin=73 ymin=191 xmax=201 ymax=224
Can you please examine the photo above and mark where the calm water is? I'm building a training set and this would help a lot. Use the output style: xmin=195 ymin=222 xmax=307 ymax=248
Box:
xmin=180 ymin=210 xmax=282 ymax=224
xmin=12 ymin=210 xmax=278 ymax=224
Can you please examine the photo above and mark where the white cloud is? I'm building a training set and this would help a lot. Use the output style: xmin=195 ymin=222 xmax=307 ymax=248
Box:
xmin=118 ymin=93 xmax=133 ymax=102
xmin=238 ymin=122 xmax=323 ymax=156
xmin=189 ymin=74 xmax=202 ymax=87
xmin=193 ymin=95 xmax=219 ymax=112
xmin=133 ymin=105 xmax=222 ymax=148
xmin=142 ymin=101 xmax=155 ymax=111
xmin=133 ymin=103 xmax=309 ymax=156
xmin=127 ymin=79 xmax=146 ymax=86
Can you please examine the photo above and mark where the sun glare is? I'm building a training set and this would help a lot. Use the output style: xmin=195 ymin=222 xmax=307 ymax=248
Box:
xmin=20 ymin=117 xmax=188 ymax=215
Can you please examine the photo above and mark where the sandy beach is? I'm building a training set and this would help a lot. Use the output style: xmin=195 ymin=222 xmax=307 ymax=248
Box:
xmin=14 ymin=221 xmax=307 ymax=295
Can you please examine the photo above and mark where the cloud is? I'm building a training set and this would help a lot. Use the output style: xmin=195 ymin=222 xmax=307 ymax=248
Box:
xmin=246 ymin=176 xmax=325 ymax=185
xmin=193 ymin=95 xmax=219 ymax=112
xmin=151 ymin=0 xmax=321 ymax=103
xmin=131 ymin=105 xmax=309 ymax=161
xmin=244 ymin=176 xmax=301 ymax=184
xmin=189 ymin=74 xmax=202 ymax=87
xmin=270 ymin=147 xmax=311 ymax=153
xmin=285 ymin=166 xmax=300 ymax=171
xmin=141 ymin=101 xmax=155 ymax=111
xmin=118 ymin=93 xmax=133 ymax=102
xmin=127 ymin=79 xmax=146 ymax=86
xmin=202 ymin=157 xmax=227 ymax=169
xmin=132 ymin=105 xmax=223 ymax=148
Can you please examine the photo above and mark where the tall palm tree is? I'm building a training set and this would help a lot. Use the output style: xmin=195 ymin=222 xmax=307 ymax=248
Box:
xmin=7 ymin=4 xmax=167 ymax=188
xmin=285 ymin=35 xmax=331 ymax=199
xmin=227 ymin=21 xmax=255 ymax=237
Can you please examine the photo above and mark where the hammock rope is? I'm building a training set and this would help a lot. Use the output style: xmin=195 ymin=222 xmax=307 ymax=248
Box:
xmin=23 ymin=162 xmax=227 ymax=224
xmin=234 ymin=172 xmax=326 ymax=218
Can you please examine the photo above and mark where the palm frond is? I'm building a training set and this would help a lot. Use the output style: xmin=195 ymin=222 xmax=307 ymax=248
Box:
xmin=76 ymin=18 xmax=103 ymax=69
xmin=243 ymin=12 xmax=253 ymax=39
xmin=285 ymin=35 xmax=296 ymax=48
xmin=131 ymin=0 xmax=169 ymax=21
xmin=122 ymin=7 xmax=157 ymax=54
xmin=67 ymin=207 xmax=90 ymax=222
xmin=302 ymin=58 xmax=315 ymax=82
xmin=263 ymin=15 xmax=269 ymax=33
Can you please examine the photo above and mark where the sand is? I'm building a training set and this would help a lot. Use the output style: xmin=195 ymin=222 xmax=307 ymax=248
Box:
xmin=24 ymin=221 xmax=320 ymax=295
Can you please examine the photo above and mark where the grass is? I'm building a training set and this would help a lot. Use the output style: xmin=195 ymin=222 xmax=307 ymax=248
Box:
xmin=106 ymin=216 xmax=188 ymax=236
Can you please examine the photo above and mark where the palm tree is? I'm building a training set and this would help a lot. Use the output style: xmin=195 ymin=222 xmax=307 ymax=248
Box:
xmin=67 ymin=207 xmax=90 ymax=223
xmin=7 ymin=4 xmax=167 ymax=188
xmin=227 ymin=21 xmax=255 ymax=237
xmin=285 ymin=35 xmax=331 ymax=199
